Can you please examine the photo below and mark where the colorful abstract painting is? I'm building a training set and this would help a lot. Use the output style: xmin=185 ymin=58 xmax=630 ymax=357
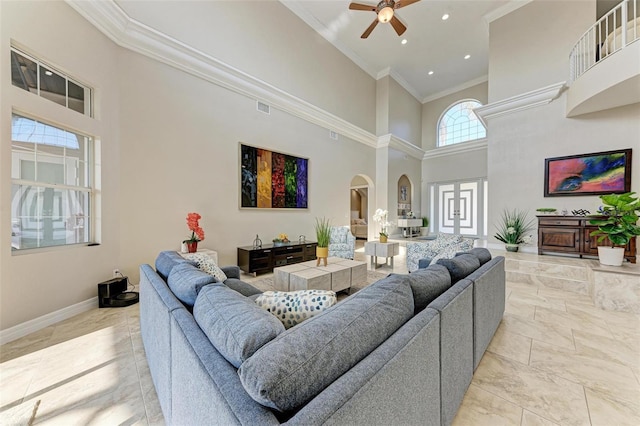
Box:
xmin=240 ymin=144 xmax=308 ymax=208
xmin=544 ymin=149 xmax=632 ymax=197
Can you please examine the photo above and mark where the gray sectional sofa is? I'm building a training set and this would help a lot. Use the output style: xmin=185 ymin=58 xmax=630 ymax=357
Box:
xmin=140 ymin=248 xmax=505 ymax=425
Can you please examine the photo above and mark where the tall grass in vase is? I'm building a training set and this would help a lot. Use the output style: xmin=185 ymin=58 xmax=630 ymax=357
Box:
xmin=494 ymin=209 xmax=535 ymax=252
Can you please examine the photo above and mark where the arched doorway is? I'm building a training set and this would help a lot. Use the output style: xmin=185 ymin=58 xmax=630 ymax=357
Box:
xmin=350 ymin=174 xmax=374 ymax=240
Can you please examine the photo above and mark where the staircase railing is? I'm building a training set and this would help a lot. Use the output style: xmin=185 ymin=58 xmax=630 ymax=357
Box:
xmin=569 ymin=0 xmax=638 ymax=82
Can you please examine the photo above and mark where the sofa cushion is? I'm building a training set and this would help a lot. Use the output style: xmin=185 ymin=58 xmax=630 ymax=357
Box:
xmin=167 ymin=262 xmax=217 ymax=307
xmin=182 ymin=252 xmax=228 ymax=282
xmin=193 ymin=284 xmax=285 ymax=368
xmin=464 ymin=247 xmax=492 ymax=265
xmin=224 ymin=278 xmax=263 ymax=297
xmin=238 ymin=274 xmax=414 ymax=412
xmin=437 ymin=253 xmax=481 ymax=283
xmin=255 ymin=290 xmax=337 ymax=328
xmin=155 ymin=250 xmax=195 ymax=281
xmin=401 ymin=264 xmax=452 ymax=314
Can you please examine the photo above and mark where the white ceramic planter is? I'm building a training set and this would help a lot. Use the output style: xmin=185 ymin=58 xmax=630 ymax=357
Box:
xmin=597 ymin=246 xmax=625 ymax=266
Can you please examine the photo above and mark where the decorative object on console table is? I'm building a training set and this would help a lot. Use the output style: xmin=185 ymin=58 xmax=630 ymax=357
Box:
xmin=421 ymin=216 xmax=430 ymax=236
xmin=494 ymin=209 xmax=535 ymax=253
xmin=182 ymin=212 xmax=205 ymax=253
xmin=315 ymin=217 xmax=331 ymax=266
xmin=589 ymin=192 xmax=640 ymax=266
xmin=253 ymin=234 xmax=262 ymax=249
xmin=272 ymin=233 xmax=289 ymax=247
xmin=544 ymin=149 xmax=632 ymax=197
xmin=373 ymin=208 xmax=390 ymax=243
xmin=536 ymin=208 xmax=557 ymax=215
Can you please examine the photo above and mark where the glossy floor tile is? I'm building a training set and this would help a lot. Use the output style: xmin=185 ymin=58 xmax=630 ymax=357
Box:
xmin=1 ymin=247 xmax=638 ymax=425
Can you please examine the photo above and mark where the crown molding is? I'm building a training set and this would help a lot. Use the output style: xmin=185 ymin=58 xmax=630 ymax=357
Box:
xmin=483 ymin=0 xmax=534 ymax=25
xmin=66 ymin=0 xmax=378 ymax=149
xmin=423 ymin=139 xmax=487 ymax=160
xmin=422 ymin=75 xmax=489 ymax=104
xmin=377 ymin=68 xmax=423 ymax=102
xmin=377 ymin=134 xmax=425 ymax=160
xmin=474 ymin=82 xmax=566 ymax=126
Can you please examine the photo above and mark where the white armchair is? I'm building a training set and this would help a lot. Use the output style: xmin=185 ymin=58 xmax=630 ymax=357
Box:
xmin=328 ymin=226 xmax=356 ymax=259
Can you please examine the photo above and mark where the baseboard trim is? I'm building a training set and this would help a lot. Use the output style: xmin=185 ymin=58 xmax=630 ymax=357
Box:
xmin=0 ymin=297 xmax=98 ymax=345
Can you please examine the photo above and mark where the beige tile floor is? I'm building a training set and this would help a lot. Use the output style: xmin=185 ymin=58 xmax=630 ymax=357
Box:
xmin=1 ymin=242 xmax=638 ymax=425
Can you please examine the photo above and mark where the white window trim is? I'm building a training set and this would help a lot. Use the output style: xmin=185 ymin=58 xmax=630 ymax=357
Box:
xmin=436 ymin=98 xmax=487 ymax=148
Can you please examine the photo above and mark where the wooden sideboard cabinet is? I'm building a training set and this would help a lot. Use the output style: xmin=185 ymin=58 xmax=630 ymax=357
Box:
xmin=237 ymin=241 xmax=318 ymax=275
xmin=537 ymin=216 xmax=636 ymax=263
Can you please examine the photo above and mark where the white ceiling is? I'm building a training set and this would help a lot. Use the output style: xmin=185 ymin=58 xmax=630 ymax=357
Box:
xmin=281 ymin=0 xmax=529 ymax=102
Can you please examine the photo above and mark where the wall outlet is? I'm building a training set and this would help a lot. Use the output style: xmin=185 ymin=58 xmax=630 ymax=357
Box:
xmin=113 ymin=269 xmax=120 ymax=278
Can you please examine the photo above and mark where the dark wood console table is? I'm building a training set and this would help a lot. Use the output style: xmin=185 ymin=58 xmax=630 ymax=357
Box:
xmin=237 ymin=241 xmax=318 ymax=275
xmin=537 ymin=215 xmax=636 ymax=263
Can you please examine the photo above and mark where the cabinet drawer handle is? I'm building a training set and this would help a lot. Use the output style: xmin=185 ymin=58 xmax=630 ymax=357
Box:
xmin=287 ymin=247 xmax=293 ymax=250
xmin=264 ymin=250 xmax=271 ymax=253
xmin=286 ymin=255 xmax=293 ymax=260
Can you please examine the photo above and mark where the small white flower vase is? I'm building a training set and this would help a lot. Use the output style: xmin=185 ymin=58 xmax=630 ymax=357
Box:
xmin=181 ymin=242 xmax=188 ymax=253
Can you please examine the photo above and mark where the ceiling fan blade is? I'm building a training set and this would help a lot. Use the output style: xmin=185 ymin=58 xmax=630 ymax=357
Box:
xmin=389 ymin=15 xmax=407 ymax=36
xmin=394 ymin=0 xmax=420 ymax=9
xmin=349 ymin=2 xmax=377 ymax=11
xmin=361 ymin=19 xmax=379 ymax=38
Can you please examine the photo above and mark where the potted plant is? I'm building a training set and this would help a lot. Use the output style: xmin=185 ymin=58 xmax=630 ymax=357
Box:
xmin=420 ymin=216 xmax=430 ymax=237
xmin=589 ymin=192 xmax=640 ymax=266
xmin=494 ymin=209 xmax=535 ymax=252
xmin=373 ymin=208 xmax=390 ymax=243
xmin=315 ymin=217 xmax=331 ymax=266
xmin=272 ymin=233 xmax=290 ymax=247
xmin=182 ymin=212 xmax=205 ymax=253
xmin=536 ymin=208 xmax=557 ymax=215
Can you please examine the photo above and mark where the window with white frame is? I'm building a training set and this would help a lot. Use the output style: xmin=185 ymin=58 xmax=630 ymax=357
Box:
xmin=437 ymin=100 xmax=486 ymax=147
xmin=11 ymin=47 xmax=92 ymax=116
xmin=11 ymin=114 xmax=94 ymax=250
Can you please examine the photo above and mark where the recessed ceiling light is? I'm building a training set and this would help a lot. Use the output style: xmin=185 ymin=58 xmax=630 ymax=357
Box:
xmin=428 ymin=71 xmax=434 ymax=75
xmin=45 ymin=70 xmax=53 ymax=76
xmin=464 ymin=54 xmax=471 ymax=59
xmin=442 ymin=13 xmax=449 ymax=20
xmin=401 ymin=39 xmax=408 ymax=45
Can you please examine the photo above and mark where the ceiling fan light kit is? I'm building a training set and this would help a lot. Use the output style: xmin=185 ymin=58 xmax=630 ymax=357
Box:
xmin=349 ymin=0 xmax=420 ymax=39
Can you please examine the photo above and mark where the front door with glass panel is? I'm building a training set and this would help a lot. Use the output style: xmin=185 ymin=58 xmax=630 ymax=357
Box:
xmin=430 ymin=179 xmax=486 ymax=237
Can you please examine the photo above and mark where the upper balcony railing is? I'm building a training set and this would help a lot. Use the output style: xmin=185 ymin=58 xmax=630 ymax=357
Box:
xmin=569 ymin=0 xmax=638 ymax=82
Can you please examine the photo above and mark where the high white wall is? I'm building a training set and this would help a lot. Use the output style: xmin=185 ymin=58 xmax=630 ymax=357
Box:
xmin=117 ymin=50 xmax=376 ymax=273
xmin=388 ymin=77 xmax=422 ymax=145
xmin=0 ymin=1 xmax=121 ymax=329
xmin=486 ymin=0 xmax=640 ymax=246
xmin=117 ymin=0 xmax=377 ymax=134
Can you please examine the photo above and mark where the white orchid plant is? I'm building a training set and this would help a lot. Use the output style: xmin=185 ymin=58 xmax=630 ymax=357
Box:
xmin=373 ymin=208 xmax=392 ymax=238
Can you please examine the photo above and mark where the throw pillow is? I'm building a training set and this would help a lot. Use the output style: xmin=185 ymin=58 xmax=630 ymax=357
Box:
xmin=193 ymin=284 xmax=285 ymax=368
xmin=255 ymin=290 xmax=337 ymax=328
xmin=167 ymin=262 xmax=217 ymax=307
xmin=437 ymin=253 xmax=481 ymax=283
xmin=429 ymin=238 xmax=475 ymax=266
xmin=183 ymin=252 xmax=228 ymax=282
xmin=401 ymin=265 xmax=452 ymax=314
xmin=238 ymin=275 xmax=414 ymax=412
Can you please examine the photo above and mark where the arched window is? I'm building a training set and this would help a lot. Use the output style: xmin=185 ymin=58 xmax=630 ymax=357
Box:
xmin=437 ymin=100 xmax=486 ymax=147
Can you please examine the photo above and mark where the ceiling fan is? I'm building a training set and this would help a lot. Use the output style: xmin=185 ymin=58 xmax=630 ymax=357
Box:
xmin=349 ymin=0 xmax=421 ymax=39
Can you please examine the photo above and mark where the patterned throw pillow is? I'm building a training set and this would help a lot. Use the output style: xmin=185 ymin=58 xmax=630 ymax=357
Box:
xmin=429 ymin=238 xmax=475 ymax=266
xmin=183 ymin=252 xmax=228 ymax=283
xmin=255 ymin=290 xmax=337 ymax=328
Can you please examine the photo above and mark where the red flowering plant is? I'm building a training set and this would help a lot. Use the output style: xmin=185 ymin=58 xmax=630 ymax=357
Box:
xmin=183 ymin=212 xmax=205 ymax=243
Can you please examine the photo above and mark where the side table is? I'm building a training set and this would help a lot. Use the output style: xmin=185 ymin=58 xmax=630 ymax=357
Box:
xmin=364 ymin=241 xmax=399 ymax=269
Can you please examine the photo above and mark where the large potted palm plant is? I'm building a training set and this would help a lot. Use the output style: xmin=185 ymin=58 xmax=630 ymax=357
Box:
xmin=589 ymin=192 xmax=640 ymax=266
xmin=315 ymin=217 xmax=331 ymax=266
